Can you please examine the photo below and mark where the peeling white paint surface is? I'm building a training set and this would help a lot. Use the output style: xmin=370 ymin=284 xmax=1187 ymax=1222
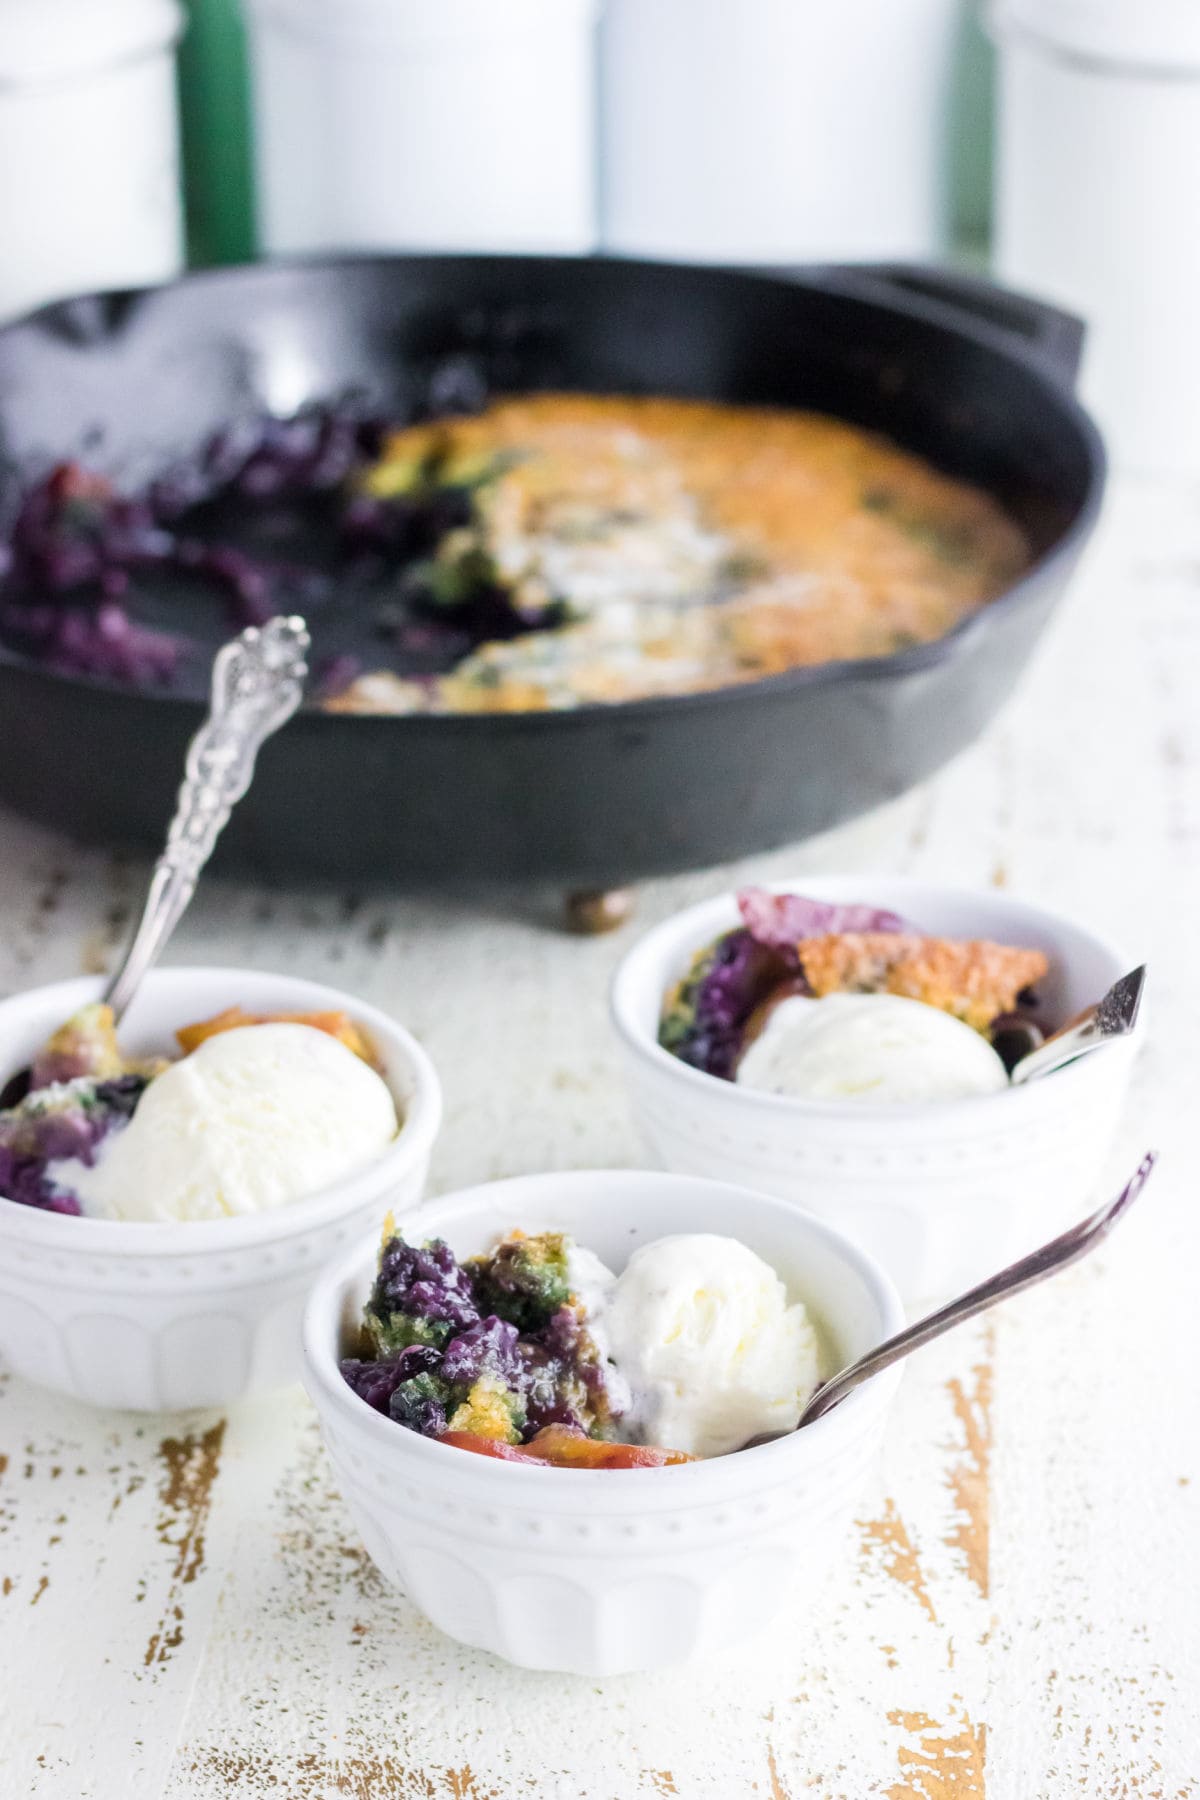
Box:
xmin=0 ymin=477 xmax=1198 ymax=1798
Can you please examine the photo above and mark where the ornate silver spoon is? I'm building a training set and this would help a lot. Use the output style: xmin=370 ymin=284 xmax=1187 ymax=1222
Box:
xmin=102 ymin=615 xmax=309 ymax=1018
xmin=0 ymin=616 xmax=308 ymax=1107
xmin=793 ymin=1150 xmax=1157 ymax=1430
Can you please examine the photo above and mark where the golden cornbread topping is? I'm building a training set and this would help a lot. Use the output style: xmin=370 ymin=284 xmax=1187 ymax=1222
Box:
xmin=330 ymin=393 xmax=1031 ymax=713
xmin=796 ymin=932 xmax=1050 ymax=1035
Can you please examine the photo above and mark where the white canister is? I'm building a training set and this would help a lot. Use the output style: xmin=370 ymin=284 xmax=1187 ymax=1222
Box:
xmin=247 ymin=0 xmax=599 ymax=257
xmin=599 ymin=0 xmax=965 ymax=264
xmin=0 ymin=0 xmax=185 ymax=322
xmin=992 ymin=0 xmax=1200 ymax=474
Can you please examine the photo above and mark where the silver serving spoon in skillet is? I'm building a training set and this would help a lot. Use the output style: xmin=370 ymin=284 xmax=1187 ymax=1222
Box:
xmin=0 ymin=615 xmax=309 ymax=1109
xmin=789 ymin=1150 xmax=1157 ymax=1431
xmin=1007 ymin=964 xmax=1146 ymax=1086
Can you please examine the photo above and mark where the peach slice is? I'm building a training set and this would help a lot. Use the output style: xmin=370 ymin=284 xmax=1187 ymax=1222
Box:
xmin=175 ymin=1006 xmax=377 ymax=1066
xmin=439 ymin=1425 xmax=694 ymax=1469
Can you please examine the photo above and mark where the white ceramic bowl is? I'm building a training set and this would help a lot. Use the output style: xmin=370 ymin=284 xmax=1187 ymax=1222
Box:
xmin=303 ymin=1169 xmax=904 ymax=1676
xmin=611 ymin=876 xmax=1145 ymax=1302
xmin=0 ymin=968 xmax=442 ymax=1411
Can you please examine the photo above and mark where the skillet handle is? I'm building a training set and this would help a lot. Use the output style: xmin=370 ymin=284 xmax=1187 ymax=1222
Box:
xmin=820 ymin=263 xmax=1086 ymax=391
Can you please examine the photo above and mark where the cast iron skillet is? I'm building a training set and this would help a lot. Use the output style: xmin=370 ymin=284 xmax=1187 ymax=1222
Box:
xmin=0 ymin=256 xmax=1104 ymax=889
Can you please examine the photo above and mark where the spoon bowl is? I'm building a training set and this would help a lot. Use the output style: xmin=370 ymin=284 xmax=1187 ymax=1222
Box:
xmin=1009 ymin=964 xmax=1146 ymax=1086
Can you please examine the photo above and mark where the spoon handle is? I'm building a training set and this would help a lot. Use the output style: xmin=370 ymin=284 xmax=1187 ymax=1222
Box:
xmin=798 ymin=1151 xmax=1158 ymax=1427
xmin=102 ymin=617 xmax=309 ymax=1022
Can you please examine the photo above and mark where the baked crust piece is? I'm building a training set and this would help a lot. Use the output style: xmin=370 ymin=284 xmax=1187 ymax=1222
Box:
xmin=799 ymin=933 xmax=1049 ymax=1033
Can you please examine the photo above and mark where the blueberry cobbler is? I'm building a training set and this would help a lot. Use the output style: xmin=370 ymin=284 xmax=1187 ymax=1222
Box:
xmin=0 ymin=393 xmax=1029 ymax=713
xmin=660 ymin=889 xmax=1050 ymax=1103
xmin=342 ymin=1224 xmax=822 ymax=1468
xmin=0 ymin=1001 xmax=397 ymax=1222
xmin=0 ymin=1068 xmax=149 ymax=1214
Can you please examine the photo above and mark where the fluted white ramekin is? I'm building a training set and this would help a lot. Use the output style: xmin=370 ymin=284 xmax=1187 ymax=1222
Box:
xmin=303 ymin=1169 xmax=904 ymax=1676
xmin=0 ymin=968 xmax=441 ymax=1411
xmin=611 ymin=877 xmax=1144 ymax=1303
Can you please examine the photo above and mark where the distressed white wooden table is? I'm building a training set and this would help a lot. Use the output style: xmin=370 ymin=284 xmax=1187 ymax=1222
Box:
xmin=1 ymin=475 xmax=1198 ymax=1800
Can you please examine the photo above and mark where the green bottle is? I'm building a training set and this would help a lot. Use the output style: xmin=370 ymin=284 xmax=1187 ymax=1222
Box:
xmin=949 ymin=3 xmax=994 ymax=266
xmin=177 ymin=0 xmax=257 ymax=265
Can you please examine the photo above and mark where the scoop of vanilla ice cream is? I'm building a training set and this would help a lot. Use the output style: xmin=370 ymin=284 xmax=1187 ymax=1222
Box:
xmin=53 ymin=1024 xmax=398 ymax=1222
xmin=605 ymin=1234 xmax=820 ymax=1457
xmin=736 ymin=993 xmax=1009 ymax=1102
